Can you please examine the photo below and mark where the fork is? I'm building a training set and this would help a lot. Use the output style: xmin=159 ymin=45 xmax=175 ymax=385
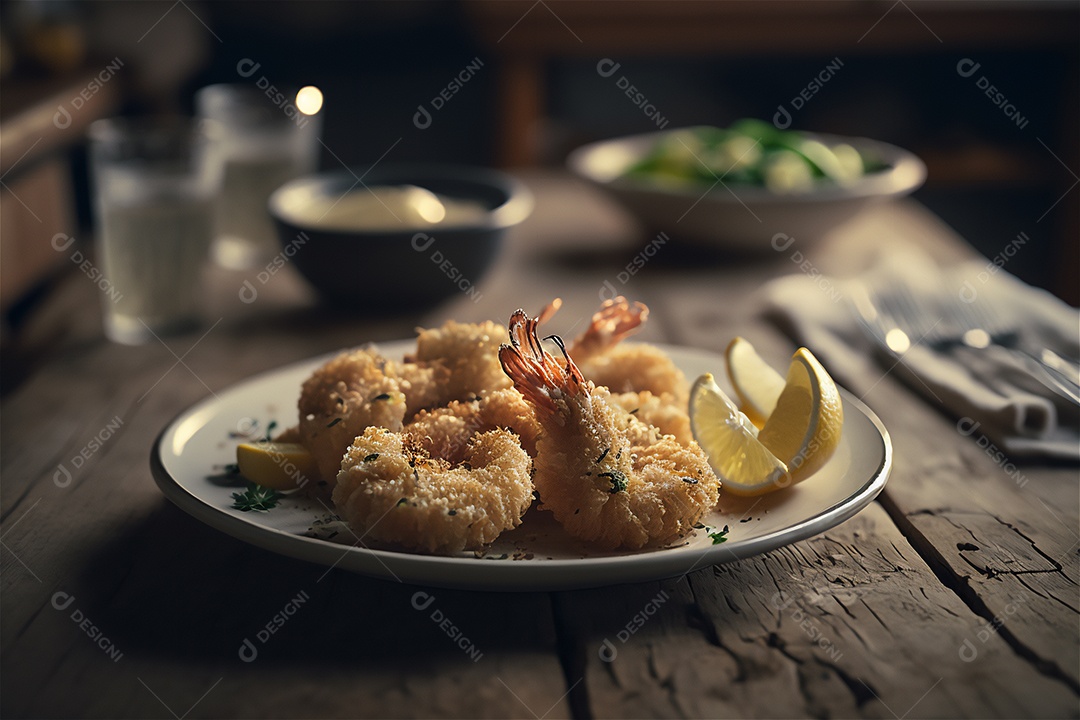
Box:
xmin=849 ymin=278 xmax=943 ymax=356
xmin=949 ymin=294 xmax=1080 ymax=404
xmin=856 ymin=279 xmax=1079 ymax=405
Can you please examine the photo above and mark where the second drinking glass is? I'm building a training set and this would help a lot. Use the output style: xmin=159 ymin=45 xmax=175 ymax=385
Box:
xmin=197 ymin=83 xmax=322 ymax=269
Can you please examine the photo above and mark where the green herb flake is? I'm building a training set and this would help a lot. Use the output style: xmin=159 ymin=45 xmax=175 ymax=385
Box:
xmin=599 ymin=470 xmax=628 ymax=494
xmin=372 ymin=393 xmax=392 ymax=401
xmin=709 ymin=525 xmax=730 ymax=544
xmin=231 ymin=483 xmax=283 ymax=512
xmin=326 ymin=418 xmax=343 ymax=428
xmin=364 ymin=453 xmax=380 ymax=462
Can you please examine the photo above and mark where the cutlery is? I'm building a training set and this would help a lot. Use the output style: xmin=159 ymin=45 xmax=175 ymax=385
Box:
xmin=947 ymin=290 xmax=1080 ymax=404
xmin=851 ymin=280 xmax=1080 ymax=406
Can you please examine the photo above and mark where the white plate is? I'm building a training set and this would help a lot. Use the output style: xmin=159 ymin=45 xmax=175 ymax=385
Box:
xmin=151 ymin=342 xmax=891 ymax=591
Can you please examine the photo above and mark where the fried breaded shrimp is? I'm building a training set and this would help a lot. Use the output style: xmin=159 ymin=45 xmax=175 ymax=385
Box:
xmin=407 ymin=387 xmax=540 ymax=459
xmin=386 ymin=357 xmax=449 ymax=416
xmin=608 ymin=391 xmax=693 ymax=445
xmin=580 ymin=344 xmax=690 ymax=407
xmin=499 ymin=310 xmax=720 ymax=550
xmin=413 ymin=320 xmax=512 ymax=404
xmin=298 ymin=348 xmax=407 ymax=482
xmin=551 ymin=297 xmax=690 ymax=407
xmin=567 ymin=296 xmax=649 ymax=363
xmin=334 ymin=426 xmax=533 ymax=554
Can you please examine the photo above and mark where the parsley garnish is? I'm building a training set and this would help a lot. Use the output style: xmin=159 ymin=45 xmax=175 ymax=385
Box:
xmin=708 ymin=525 xmax=730 ymax=544
xmin=263 ymin=420 xmax=278 ymax=442
xmin=231 ymin=482 xmax=283 ymax=512
xmin=599 ymin=470 xmax=628 ymax=494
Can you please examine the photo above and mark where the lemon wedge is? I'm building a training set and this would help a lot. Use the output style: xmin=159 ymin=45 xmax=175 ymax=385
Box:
xmin=689 ymin=373 xmax=791 ymax=496
xmin=725 ymin=336 xmax=786 ymax=428
xmin=757 ymin=348 xmax=844 ymax=482
xmin=236 ymin=442 xmax=319 ymax=491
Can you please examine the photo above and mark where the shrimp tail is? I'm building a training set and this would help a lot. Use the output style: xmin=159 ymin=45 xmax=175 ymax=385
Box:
xmin=536 ymin=298 xmax=562 ymax=326
xmin=569 ymin=296 xmax=649 ymax=358
xmin=593 ymin=296 xmax=649 ymax=343
xmin=499 ymin=309 xmax=586 ymax=419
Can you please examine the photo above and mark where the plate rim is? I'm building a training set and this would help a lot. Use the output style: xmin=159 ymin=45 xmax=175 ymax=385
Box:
xmin=149 ymin=344 xmax=892 ymax=591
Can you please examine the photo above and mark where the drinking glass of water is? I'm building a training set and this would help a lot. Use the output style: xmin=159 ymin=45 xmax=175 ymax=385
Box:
xmin=89 ymin=117 xmax=221 ymax=345
xmin=196 ymin=83 xmax=322 ymax=270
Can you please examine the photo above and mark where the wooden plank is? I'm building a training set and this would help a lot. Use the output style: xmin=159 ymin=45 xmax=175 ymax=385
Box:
xmin=1 ymin=388 xmax=569 ymax=719
xmin=0 ymin=266 xmax=571 ymax=718
xmin=3 ymin=174 xmax=1073 ymax=718
xmin=867 ymin=383 xmax=1080 ymax=691
xmin=555 ymin=503 xmax=1076 ymax=718
xmin=649 ymin=200 xmax=1080 ymax=698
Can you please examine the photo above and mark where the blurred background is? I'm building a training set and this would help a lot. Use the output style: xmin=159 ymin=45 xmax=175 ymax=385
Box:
xmin=2 ymin=0 xmax=1077 ymax=337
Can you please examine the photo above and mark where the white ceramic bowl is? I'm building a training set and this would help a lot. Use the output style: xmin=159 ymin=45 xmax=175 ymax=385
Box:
xmin=567 ymin=129 xmax=926 ymax=251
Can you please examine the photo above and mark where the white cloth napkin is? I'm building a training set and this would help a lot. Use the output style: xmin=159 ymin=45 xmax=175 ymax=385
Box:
xmin=760 ymin=248 xmax=1080 ymax=460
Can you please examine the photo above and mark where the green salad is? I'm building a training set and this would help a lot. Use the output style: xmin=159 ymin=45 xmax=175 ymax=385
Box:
xmin=623 ymin=119 xmax=888 ymax=193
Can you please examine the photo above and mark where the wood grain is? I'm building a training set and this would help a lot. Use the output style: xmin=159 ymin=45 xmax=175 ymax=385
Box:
xmin=2 ymin=172 xmax=1076 ymax=718
xmin=557 ymin=505 xmax=1077 ymax=719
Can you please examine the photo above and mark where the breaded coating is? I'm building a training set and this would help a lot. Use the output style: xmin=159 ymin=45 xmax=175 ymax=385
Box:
xmin=298 ymin=348 xmax=406 ymax=483
xmin=334 ymin=427 xmax=533 ymax=554
xmin=414 ymin=320 xmax=512 ymax=404
xmin=607 ymin=390 xmax=693 ymax=445
xmin=578 ymin=344 xmax=690 ymax=407
xmin=500 ymin=310 xmax=719 ymax=550
xmin=407 ymin=387 xmax=540 ymax=460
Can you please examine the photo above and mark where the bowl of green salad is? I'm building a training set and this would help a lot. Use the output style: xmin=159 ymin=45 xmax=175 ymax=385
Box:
xmin=567 ymin=119 xmax=925 ymax=250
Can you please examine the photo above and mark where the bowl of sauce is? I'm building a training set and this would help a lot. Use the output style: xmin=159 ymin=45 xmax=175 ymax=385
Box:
xmin=269 ymin=165 xmax=532 ymax=308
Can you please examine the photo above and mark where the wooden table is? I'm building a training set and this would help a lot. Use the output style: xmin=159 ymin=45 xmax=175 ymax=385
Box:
xmin=2 ymin=172 xmax=1077 ymax=718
